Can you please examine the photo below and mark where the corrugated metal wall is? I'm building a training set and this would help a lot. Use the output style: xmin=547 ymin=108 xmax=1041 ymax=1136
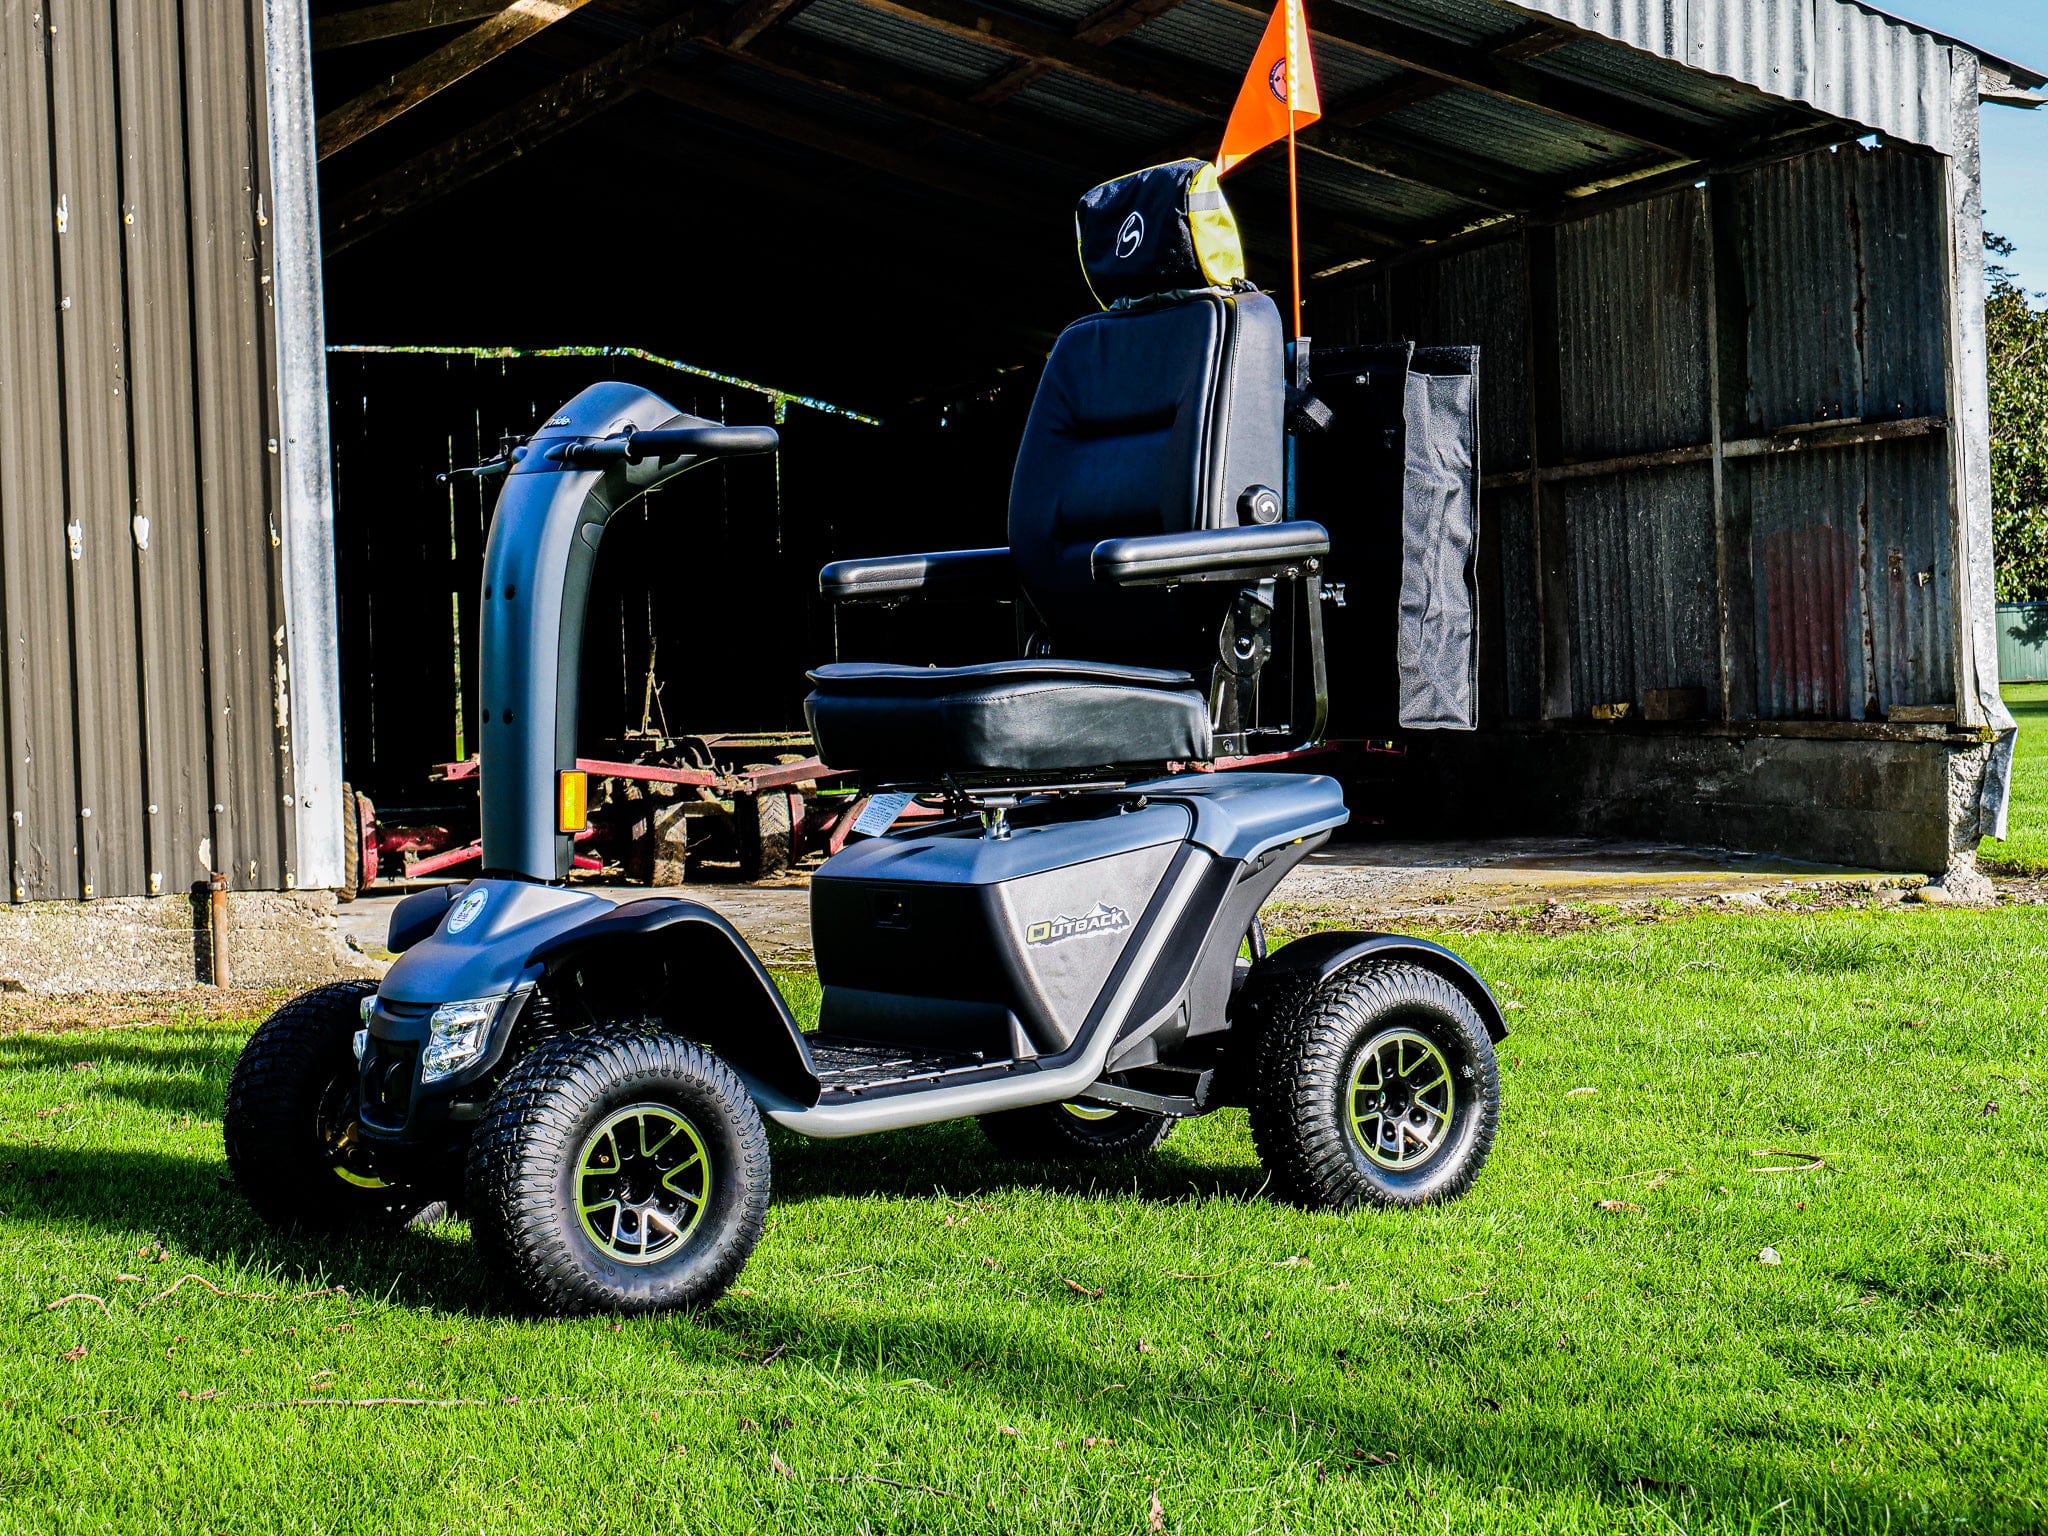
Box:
xmin=1325 ymin=139 xmax=1961 ymax=730
xmin=0 ymin=0 xmax=294 ymax=901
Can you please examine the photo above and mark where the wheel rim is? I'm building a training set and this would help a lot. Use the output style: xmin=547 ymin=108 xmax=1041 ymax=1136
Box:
xmin=1347 ymin=1027 xmax=1456 ymax=1172
xmin=1061 ymin=1102 xmax=1118 ymax=1122
xmin=575 ymin=1103 xmax=712 ymax=1265
xmin=315 ymin=1072 xmax=388 ymax=1190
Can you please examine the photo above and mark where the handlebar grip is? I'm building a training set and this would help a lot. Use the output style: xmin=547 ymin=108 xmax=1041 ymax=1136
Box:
xmin=627 ymin=425 xmax=780 ymax=461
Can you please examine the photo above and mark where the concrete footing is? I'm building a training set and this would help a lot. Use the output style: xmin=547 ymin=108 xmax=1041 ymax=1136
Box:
xmin=0 ymin=890 xmax=378 ymax=995
xmin=1396 ymin=728 xmax=1993 ymax=880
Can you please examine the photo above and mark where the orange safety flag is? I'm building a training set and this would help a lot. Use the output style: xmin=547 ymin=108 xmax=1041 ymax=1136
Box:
xmin=1214 ymin=0 xmax=1321 ymax=176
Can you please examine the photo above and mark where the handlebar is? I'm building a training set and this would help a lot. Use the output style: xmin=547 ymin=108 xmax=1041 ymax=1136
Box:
xmin=544 ymin=424 xmax=780 ymax=467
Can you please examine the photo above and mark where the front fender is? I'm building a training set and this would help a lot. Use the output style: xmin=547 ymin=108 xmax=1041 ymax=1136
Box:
xmin=530 ymin=899 xmax=822 ymax=1109
xmin=1240 ymin=930 xmax=1508 ymax=1041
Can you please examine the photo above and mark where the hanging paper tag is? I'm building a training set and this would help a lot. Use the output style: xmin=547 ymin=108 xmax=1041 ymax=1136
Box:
xmin=850 ymin=791 xmax=916 ymax=839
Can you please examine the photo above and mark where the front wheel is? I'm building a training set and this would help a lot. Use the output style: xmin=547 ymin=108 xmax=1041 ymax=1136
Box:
xmin=466 ymin=1025 xmax=770 ymax=1315
xmin=1250 ymin=959 xmax=1499 ymax=1210
xmin=977 ymin=1100 xmax=1173 ymax=1161
xmin=223 ymin=981 xmax=438 ymax=1230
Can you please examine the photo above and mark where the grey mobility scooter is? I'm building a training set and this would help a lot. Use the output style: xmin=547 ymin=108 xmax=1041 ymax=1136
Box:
xmin=224 ymin=161 xmax=1504 ymax=1314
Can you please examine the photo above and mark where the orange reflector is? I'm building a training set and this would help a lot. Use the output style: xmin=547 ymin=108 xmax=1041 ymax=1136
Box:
xmin=558 ymin=770 xmax=589 ymax=833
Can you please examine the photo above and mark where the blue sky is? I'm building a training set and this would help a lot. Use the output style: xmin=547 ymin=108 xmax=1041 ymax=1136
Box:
xmin=1876 ymin=0 xmax=2048 ymax=295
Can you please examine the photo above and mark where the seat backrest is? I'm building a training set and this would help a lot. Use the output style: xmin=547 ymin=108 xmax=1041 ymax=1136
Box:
xmin=1008 ymin=288 xmax=1286 ymax=670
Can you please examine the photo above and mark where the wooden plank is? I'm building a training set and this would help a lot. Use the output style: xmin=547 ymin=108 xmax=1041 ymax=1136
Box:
xmin=1478 ymin=418 xmax=1951 ymax=488
xmin=317 ymin=0 xmax=599 ymax=160
xmin=325 ymin=8 xmax=715 ymax=251
xmin=312 ymin=0 xmax=510 ymax=51
xmin=1073 ymin=0 xmax=1192 ymax=47
xmin=720 ymin=0 xmax=816 ymax=49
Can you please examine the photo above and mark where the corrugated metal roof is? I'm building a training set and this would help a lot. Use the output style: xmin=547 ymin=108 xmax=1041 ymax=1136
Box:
xmin=1500 ymin=0 xmax=1997 ymax=153
xmin=791 ymin=0 xmax=1014 ymax=86
xmin=644 ymin=0 xmax=2026 ymax=256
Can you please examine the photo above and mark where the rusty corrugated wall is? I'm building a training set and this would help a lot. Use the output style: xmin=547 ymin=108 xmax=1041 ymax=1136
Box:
xmin=0 ymin=0 xmax=296 ymax=900
xmin=1325 ymin=139 xmax=1965 ymax=730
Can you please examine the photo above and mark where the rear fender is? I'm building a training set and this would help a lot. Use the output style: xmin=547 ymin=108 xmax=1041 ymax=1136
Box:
xmin=530 ymin=901 xmax=821 ymax=1109
xmin=1237 ymin=931 xmax=1508 ymax=1042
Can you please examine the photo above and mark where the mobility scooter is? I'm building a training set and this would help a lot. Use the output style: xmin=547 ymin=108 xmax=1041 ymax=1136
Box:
xmin=225 ymin=161 xmax=1504 ymax=1314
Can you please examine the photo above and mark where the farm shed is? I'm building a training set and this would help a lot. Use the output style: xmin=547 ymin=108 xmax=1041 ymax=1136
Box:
xmin=0 ymin=0 xmax=2041 ymax=944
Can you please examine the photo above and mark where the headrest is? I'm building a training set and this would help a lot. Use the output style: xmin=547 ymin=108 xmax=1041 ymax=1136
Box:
xmin=1075 ymin=159 xmax=1247 ymax=309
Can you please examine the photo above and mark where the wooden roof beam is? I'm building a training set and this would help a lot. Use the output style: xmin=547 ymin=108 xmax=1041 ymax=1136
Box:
xmin=312 ymin=0 xmax=512 ymax=51
xmin=325 ymin=6 xmax=716 ymax=251
xmin=317 ymin=0 xmax=601 ymax=159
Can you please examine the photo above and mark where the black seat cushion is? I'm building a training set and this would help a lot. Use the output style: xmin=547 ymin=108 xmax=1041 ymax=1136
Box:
xmin=805 ymin=661 xmax=1212 ymax=783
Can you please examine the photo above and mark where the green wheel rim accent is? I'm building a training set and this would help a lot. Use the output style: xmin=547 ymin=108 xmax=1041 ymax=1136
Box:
xmin=1061 ymin=1102 xmax=1118 ymax=1122
xmin=1347 ymin=1027 xmax=1455 ymax=1172
xmin=575 ymin=1103 xmax=712 ymax=1265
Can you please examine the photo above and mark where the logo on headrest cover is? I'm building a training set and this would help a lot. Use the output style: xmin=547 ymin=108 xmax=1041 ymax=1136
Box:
xmin=1115 ymin=212 xmax=1145 ymax=259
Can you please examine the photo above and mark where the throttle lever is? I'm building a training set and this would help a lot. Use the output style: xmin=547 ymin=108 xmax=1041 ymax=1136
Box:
xmin=437 ymin=456 xmax=510 ymax=484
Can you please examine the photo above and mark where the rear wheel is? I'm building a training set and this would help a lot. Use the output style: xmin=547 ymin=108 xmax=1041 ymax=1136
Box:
xmin=1250 ymin=959 xmax=1499 ymax=1210
xmin=466 ymin=1025 xmax=769 ymax=1314
xmin=223 ymin=981 xmax=437 ymax=1230
xmin=977 ymin=1100 xmax=1173 ymax=1161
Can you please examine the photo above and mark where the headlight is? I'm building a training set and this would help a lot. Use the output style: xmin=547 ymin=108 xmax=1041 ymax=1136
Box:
xmin=419 ymin=991 xmax=524 ymax=1083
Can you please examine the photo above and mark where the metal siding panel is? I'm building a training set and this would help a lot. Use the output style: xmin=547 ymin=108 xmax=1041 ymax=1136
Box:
xmin=1554 ymin=187 xmax=1712 ymax=459
xmin=1861 ymin=436 xmax=1954 ymax=711
xmin=1740 ymin=447 xmax=1868 ymax=719
xmin=118 ymin=0 xmax=216 ymax=898
xmin=1563 ymin=464 xmax=1720 ymax=713
xmin=1388 ymin=238 xmax=1529 ymax=471
xmin=0 ymin=5 xmax=81 ymax=901
xmin=1853 ymin=146 xmax=1947 ymax=421
xmin=1734 ymin=144 xmax=1946 ymax=432
xmin=185 ymin=0 xmax=291 ymax=890
xmin=1494 ymin=485 xmax=1541 ymax=718
xmin=50 ymin=0 xmax=147 ymax=900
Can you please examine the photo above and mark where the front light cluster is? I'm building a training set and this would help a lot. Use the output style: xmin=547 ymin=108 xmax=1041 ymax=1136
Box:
xmin=419 ymin=989 xmax=527 ymax=1083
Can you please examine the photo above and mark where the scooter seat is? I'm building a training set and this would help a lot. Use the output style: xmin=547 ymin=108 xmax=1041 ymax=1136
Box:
xmin=805 ymin=659 xmax=1212 ymax=783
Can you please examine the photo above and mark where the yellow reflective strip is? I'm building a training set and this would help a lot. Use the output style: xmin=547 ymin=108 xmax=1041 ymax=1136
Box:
xmin=558 ymin=770 xmax=589 ymax=833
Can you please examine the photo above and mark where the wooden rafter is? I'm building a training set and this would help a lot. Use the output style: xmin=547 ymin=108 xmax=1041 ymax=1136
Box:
xmin=1073 ymin=0 xmax=1192 ymax=48
xmin=312 ymin=0 xmax=511 ymax=51
xmin=641 ymin=46 xmax=1407 ymax=258
xmin=317 ymin=0 xmax=599 ymax=160
xmin=325 ymin=6 xmax=716 ymax=251
xmin=858 ymin=0 xmax=1720 ymax=160
xmin=719 ymin=0 xmax=818 ymax=50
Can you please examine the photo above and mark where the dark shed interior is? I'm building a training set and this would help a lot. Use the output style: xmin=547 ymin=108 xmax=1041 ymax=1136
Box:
xmin=307 ymin=0 xmax=2038 ymax=870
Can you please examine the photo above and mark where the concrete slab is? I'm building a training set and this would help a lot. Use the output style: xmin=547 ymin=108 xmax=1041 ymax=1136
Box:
xmin=338 ymin=837 xmax=1905 ymax=969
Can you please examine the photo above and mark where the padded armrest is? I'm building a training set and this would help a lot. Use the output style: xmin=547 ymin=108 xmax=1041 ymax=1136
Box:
xmin=819 ymin=546 xmax=1012 ymax=603
xmin=1091 ymin=521 xmax=1330 ymax=586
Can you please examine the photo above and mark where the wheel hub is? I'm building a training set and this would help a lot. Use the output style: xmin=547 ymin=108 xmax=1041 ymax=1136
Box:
xmin=575 ymin=1103 xmax=711 ymax=1265
xmin=1347 ymin=1027 xmax=1455 ymax=1172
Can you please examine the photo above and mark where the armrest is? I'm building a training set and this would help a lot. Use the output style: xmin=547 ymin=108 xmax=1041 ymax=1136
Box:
xmin=1091 ymin=522 xmax=1330 ymax=587
xmin=818 ymin=546 xmax=1012 ymax=604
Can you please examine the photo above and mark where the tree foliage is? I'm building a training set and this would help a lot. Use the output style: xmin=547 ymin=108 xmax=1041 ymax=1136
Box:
xmin=1989 ymin=233 xmax=2048 ymax=602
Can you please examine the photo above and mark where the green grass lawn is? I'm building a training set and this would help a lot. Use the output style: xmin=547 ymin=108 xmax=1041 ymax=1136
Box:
xmin=3 ymin=908 xmax=2043 ymax=1533
xmin=1981 ymin=683 xmax=2048 ymax=877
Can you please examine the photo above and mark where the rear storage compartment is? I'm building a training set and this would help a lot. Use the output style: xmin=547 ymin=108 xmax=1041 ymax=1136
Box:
xmin=808 ymin=800 xmax=1191 ymax=1078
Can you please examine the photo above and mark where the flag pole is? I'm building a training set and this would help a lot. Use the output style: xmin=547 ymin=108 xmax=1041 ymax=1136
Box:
xmin=1285 ymin=21 xmax=1303 ymax=340
xmin=1287 ymin=112 xmax=1301 ymax=338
